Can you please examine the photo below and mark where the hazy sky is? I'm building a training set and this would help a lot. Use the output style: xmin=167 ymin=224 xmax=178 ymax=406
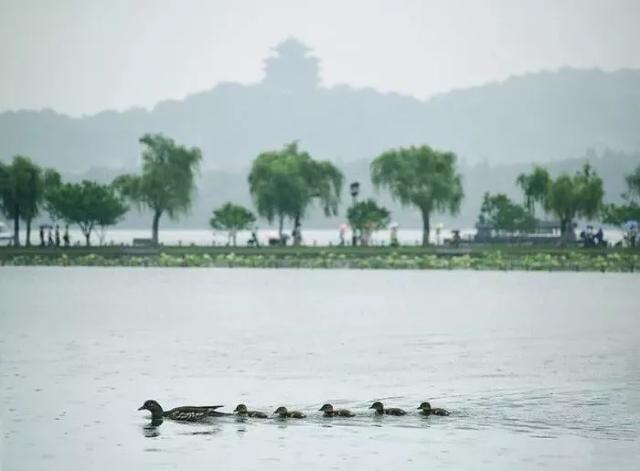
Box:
xmin=1 ymin=0 xmax=639 ymax=116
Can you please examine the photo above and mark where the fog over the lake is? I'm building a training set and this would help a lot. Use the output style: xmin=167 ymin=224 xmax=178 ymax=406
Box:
xmin=1 ymin=0 xmax=639 ymax=116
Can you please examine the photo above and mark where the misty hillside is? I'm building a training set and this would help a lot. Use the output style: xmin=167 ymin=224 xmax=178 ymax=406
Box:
xmin=1 ymin=39 xmax=639 ymax=173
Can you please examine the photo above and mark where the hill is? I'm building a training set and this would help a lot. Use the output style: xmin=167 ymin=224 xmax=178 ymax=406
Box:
xmin=1 ymin=39 xmax=638 ymax=173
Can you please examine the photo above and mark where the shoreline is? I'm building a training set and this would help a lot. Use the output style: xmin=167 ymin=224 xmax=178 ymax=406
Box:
xmin=1 ymin=246 xmax=638 ymax=272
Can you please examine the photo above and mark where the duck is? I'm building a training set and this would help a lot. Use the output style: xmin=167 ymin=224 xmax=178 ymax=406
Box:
xmin=273 ymin=406 xmax=306 ymax=419
xmin=369 ymin=401 xmax=407 ymax=416
xmin=137 ymin=399 xmax=226 ymax=422
xmin=417 ymin=401 xmax=450 ymax=416
xmin=319 ymin=403 xmax=355 ymax=417
xmin=234 ymin=404 xmax=268 ymax=418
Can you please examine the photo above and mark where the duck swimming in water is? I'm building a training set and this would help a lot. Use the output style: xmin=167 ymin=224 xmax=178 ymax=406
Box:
xmin=369 ymin=401 xmax=407 ymax=416
xmin=234 ymin=404 xmax=268 ymax=418
xmin=273 ymin=406 xmax=306 ymax=419
xmin=319 ymin=403 xmax=355 ymax=417
xmin=417 ymin=401 xmax=450 ymax=416
xmin=137 ymin=400 xmax=226 ymax=422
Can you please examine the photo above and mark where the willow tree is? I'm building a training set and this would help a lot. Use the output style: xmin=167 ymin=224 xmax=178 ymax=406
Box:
xmin=545 ymin=164 xmax=604 ymax=241
xmin=516 ymin=166 xmax=551 ymax=216
xmin=248 ymin=142 xmax=343 ymax=242
xmin=114 ymin=134 xmax=202 ymax=245
xmin=371 ymin=145 xmax=463 ymax=246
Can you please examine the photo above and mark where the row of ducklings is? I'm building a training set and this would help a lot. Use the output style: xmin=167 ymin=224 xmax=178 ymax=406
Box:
xmin=138 ymin=399 xmax=450 ymax=422
xmin=273 ymin=402 xmax=450 ymax=418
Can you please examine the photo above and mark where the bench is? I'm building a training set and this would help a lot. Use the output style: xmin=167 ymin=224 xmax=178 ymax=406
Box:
xmin=132 ymin=238 xmax=155 ymax=247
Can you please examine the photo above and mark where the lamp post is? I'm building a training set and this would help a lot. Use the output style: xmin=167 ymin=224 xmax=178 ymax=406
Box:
xmin=350 ymin=181 xmax=360 ymax=246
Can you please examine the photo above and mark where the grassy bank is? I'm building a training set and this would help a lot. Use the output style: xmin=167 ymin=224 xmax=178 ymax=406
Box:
xmin=1 ymin=245 xmax=638 ymax=272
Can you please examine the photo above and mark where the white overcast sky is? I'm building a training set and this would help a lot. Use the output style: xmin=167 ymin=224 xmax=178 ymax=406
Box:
xmin=1 ymin=0 xmax=639 ymax=116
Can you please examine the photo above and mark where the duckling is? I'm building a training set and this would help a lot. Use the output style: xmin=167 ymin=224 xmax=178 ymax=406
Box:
xmin=319 ymin=403 xmax=355 ymax=417
xmin=137 ymin=399 xmax=226 ymax=422
xmin=417 ymin=401 xmax=450 ymax=416
xmin=273 ymin=406 xmax=306 ymax=419
xmin=369 ymin=401 xmax=406 ymax=416
xmin=234 ymin=404 xmax=268 ymax=418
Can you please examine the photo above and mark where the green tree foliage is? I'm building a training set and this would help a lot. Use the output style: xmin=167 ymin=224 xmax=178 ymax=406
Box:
xmin=370 ymin=145 xmax=463 ymax=246
xmin=0 ymin=161 xmax=17 ymax=244
xmin=603 ymin=203 xmax=640 ymax=227
xmin=46 ymin=181 xmax=128 ymax=246
xmin=0 ymin=156 xmax=52 ymax=246
xmin=624 ymin=164 xmax=640 ymax=201
xmin=209 ymin=202 xmax=256 ymax=246
xmin=347 ymin=198 xmax=390 ymax=246
xmin=478 ymin=193 xmax=536 ymax=234
xmin=516 ymin=166 xmax=551 ymax=216
xmin=544 ymin=164 xmax=604 ymax=240
xmin=248 ymin=142 xmax=343 ymax=241
xmin=114 ymin=134 xmax=202 ymax=245
xmin=603 ymin=164 xmax=640 ymax=227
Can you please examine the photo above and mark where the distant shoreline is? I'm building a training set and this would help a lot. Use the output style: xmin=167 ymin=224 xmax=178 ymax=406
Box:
xmin=1 ymin=246 xmax=638 ymax=272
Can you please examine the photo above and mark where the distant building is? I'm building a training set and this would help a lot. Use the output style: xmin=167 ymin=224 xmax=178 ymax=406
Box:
xmin=262 ymin=38 xmax=320 ymax=92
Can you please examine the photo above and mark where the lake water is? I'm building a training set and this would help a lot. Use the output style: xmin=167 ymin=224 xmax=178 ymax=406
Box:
xmin=1 ymin=268 xmax=639 ymax=470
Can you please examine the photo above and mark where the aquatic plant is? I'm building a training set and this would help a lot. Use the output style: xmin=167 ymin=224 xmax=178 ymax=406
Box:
xmin=1 ymin=250 xmax=638 ymax=273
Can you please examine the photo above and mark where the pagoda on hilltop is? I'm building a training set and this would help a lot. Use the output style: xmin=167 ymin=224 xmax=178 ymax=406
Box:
xmin=262 ymin=38 xmax=320 ymax=91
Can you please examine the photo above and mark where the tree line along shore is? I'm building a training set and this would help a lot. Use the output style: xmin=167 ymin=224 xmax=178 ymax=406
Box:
xmin=1 ymin=134 xmax=639 ymax=251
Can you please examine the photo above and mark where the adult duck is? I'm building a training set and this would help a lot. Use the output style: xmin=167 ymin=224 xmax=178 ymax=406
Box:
xmin=273 ymin=406 xmax=306 ymax=419
xmin=369 ymin=401 xmax=406 ymax=416
xmin=319 ymin=403 xmax=355 ymax=417
xmin=137 ymin=399 xmax=226 ymax=422
xmin=234 ymin=404 xmax=268 ymax=418
xmin=417 ymin=401 xmax=450 ymax=416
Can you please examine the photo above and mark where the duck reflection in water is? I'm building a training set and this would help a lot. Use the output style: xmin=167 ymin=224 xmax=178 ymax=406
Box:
xmin=142 ymin=417 xmax=163 ymax=437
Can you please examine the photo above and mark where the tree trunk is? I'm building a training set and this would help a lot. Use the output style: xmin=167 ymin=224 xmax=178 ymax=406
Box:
xmin=151 ymin=210 xmax=162 ymax=245
xmin=421 ymin=208 xmax=431 ymax=246
xmin=85 ymin=231 xmax=91 ymax=247
xmin=561 ymin=217 xmax=575 ymax=242
xmin=525 ymin=196 xmax=534 ymax=215
xmin=26 ymin=218 xmax=32 ymax=247
xmin=278 ymin=214 xmax=284 ymax=240
xmin=13 ymin=205 xmax=20 ymax=247
xmin=293 ymin=215 xmax=301 ymax=246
